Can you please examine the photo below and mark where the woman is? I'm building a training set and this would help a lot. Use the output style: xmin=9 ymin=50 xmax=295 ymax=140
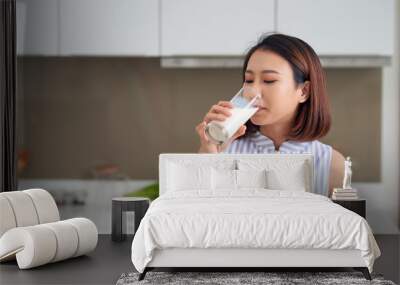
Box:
xmin=195 ymin=33 xmax=345 ymax=197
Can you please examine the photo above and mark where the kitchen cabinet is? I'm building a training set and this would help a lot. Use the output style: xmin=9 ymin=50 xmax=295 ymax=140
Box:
xmin=276 ymin=0 xmax=394 ymax=56
xmin=16 ymin=0 xmax=59 ymax=56
xmin=59 ymin=0 xmax=159 ymax=56
xmin=161 ymin=0 xmax=275 ymax=56
xmin=16 ymin=0 xmax=395 ymax=57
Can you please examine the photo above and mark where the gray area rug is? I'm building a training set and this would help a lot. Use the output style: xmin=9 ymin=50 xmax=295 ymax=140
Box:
xmin=116 ymin=271 xmax=396 ymax=285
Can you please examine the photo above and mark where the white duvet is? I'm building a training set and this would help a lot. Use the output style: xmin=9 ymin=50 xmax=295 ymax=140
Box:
xmin=131 ymin=190 xmax=380 ymax=273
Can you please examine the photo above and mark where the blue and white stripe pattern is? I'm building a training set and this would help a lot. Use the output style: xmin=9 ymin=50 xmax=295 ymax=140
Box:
xmin=224 ymin=131 xmax=332 ymax=196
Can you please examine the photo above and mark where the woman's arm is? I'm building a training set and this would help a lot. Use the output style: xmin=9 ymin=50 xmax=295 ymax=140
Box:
xmin=329 ymin=149 xmax=345 ymax=197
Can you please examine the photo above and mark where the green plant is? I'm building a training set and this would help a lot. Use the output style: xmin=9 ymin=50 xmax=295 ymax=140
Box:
xmin=124 ymin=182 xmax=159 ymax=201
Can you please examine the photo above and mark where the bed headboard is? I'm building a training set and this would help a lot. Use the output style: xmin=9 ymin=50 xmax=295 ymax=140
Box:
xmin=159 ymin=153 xmax=314 ymax=195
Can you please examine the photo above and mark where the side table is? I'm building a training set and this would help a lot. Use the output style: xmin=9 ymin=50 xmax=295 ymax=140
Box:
xmin=112 ymin=197 xmax=150 ymax=242
xmin=332 ymin=199 xmax=366 ymax=218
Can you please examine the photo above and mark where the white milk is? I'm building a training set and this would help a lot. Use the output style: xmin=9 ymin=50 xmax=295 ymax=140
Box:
xmin=206 ymin=107 xmax=258 ymax=144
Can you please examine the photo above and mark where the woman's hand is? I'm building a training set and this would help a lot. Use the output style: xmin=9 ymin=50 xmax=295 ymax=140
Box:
xmin=196 ymin=101 xmax=247 ymax=153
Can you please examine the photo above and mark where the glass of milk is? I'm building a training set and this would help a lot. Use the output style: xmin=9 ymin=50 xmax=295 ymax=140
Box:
xmin=205 ymin=86 xmax=261 ymax=145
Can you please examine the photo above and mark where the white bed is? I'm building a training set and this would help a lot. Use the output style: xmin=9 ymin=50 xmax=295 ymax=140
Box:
xmin=131 ymin=154 xmax=380 ymax=281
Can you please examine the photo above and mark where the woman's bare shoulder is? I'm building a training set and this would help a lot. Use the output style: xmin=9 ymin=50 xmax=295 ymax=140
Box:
xmin=329 ymin=149 xmax=345 ymax=196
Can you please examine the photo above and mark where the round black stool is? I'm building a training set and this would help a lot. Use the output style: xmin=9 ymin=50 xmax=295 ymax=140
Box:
xmin=111 ymin=197 xmax=150 ymax=242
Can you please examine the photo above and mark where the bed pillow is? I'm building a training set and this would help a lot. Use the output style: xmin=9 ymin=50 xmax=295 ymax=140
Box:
xmin=236 ymin=169 xmax=268 ymax=189
xmin=211 ymin=168 xmax=237 ymax=190
xmin=237 ymin=159 xmax=310 ymax=191
xmin=167 ymin=162 xmax=212 ymax=192
xmin=266 ymin=161 xmax=308 ymax=191
xmin=211 ymin=169 xmax=268 ymax=190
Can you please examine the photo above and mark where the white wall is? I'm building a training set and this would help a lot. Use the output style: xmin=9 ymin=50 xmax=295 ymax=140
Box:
xmin=356 ymin=0 xmax=400 ymax=234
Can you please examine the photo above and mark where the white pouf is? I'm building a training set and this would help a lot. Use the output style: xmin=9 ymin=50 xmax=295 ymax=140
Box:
xmin=1 ymin=191 xmax=39 ymax=227
xmin=0 ymin=196 xmax=17 ymax=237
xmin=42 ymin=221 xmax=79 ymax=262
xmin=64 ymin=218 xmax=98 ymax=257
xmin=0 ymin=218 xmax=98 ymax=269
xmin=0 ymin=189 xmax=98 ymax=269
xmin=23 ymin=188 xmax=60 ymax=223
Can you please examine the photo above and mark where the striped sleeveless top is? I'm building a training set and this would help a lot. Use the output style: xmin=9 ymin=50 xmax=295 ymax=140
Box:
xmin=223 ymin=131 xmax=332 ymax=196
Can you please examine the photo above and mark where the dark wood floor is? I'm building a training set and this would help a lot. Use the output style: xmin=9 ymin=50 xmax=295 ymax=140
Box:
xmin=0 ymin=235 xmax=399 ymax=285
xmin=0 ymin=235 xmax=134 ymax=285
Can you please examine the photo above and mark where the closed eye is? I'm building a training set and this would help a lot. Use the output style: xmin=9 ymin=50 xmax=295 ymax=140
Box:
xmin=244 ymin=80 xmax=277 ymax=84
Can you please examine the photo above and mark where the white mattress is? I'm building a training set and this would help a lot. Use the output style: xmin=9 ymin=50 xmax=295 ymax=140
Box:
xmin=131 ymin=190 xmax=380 ymax=273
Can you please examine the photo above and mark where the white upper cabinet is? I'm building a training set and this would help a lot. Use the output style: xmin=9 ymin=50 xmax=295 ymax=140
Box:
xmin=276 ymin=0 xmax=394 ymax=56
xmin=16 ymin=0 xmax=395 ymax=57
xmin=16 ymin=0 xmax=59 ymax=55
xmin=59 ymin=0 xmax=159 ymax=56
xmin=161 ymin=0 xmax=276 ymax=56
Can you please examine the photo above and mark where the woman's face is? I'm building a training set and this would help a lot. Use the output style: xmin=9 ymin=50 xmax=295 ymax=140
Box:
xmin=244 ymin=49 xmax=308 ymax=127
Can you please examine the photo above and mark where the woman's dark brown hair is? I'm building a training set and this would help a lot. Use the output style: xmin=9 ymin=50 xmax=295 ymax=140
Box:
xmin=242 ymin=33 xmax=331 ymax=141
